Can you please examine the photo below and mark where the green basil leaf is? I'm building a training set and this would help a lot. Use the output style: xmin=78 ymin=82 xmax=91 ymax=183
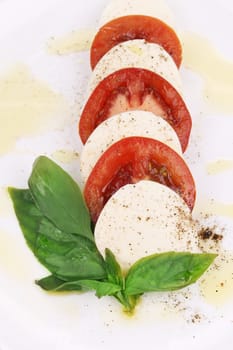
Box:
xmin=28 ymin=156 xmax=93 ymax=241
xmin=37 ymin=217 xmax=84 ymax=243
xmin=105 ymin=248 xmax=124 ymax=287
xmin=8 ymin=187 xmax=106 ymax=281
xmin=35 ymin=275 xmax=76 ymax=291
xmin=8 ymin=188 xmax=43 ymax=252
xmin=104 ymin=249 xmax=131 ymax=309
xmin=35 ymin=233 xmax=106 ymax=280
xmin=125 ymin=252 xmax=217 ymax=296
xmin=36 ymin=275 xmax=83 ymax=291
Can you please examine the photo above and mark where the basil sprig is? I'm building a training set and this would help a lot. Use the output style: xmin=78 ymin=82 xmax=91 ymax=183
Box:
xmin=9 ymin=187 xmax=106 ymax=281
xmin=8 ymin=156 xmax=217 ymax=313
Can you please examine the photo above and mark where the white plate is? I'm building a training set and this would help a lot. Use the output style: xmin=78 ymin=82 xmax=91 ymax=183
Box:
xmin=0 ymin=0 xmax=233 ymax=349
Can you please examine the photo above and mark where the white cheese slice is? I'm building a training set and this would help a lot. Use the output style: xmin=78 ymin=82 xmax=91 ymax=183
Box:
xmin=88 ymin=39 xmax=182 ymax=95
xmin=80 ymin=111 xmax=182 ymax=183
xmin=99 ymin=0 xmax=177 ymax=31
xmin=94 ymin=181 xmax=199 ymax=271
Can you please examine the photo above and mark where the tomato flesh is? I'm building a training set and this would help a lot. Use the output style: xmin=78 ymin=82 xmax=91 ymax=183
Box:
xmin=103 ymin=161 xmax=177 ymax=207
xmin=103 ymin=163 xmax=133 ymax=205
xmin=84 ymin=136 xmax=196 ymax=223
xmin=79 ymin=68 xmax=192 ymax=152
xmin=90 ymin=15 xmax=182 ymax=69
xmin=95 ymin=84 xmax=167 ymax=126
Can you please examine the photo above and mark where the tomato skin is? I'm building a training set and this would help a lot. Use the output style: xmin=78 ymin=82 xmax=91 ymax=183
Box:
xmin=84 ymin=136 xmax=196 ymax=223
xmin=79 ymin=68 xmax=192 ymax=152
xmin=90 ymin=15 xmax=182 ymax=69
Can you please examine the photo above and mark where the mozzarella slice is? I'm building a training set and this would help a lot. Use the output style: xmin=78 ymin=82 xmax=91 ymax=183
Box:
xmin=80 ymin=111 xmax=182 ymax=183
xmin=99 ymin=0 xmax=177 ymax=30
xmin=88 ymin=40 xmax=182 ymax=95
xmin=94 ymin=181 xmax=199 ymax=270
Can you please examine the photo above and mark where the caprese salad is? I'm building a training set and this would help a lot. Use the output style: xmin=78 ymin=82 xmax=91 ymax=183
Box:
xmin=9 ymin=0 xmax=216 ymax=313
xmin=79 ymin=0 xmax=196 ymax=260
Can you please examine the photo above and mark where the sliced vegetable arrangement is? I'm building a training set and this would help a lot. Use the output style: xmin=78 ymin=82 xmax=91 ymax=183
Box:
xmin=9 ymin=0 xmax=217 ymax=313
xmin=79 ymin=67 xmax=191 ymax=151
xmin=84 ymin=136 xmax=196 ymax=223
xmin=9 ymin=157 xmax=216 ymax=312
xmin=80 ymin=111 xmax=183 ymax=182
xmin=90 ymin=15 xmax=182 ymax=68
xmin=88 ymin=40 xmax=182 ymax=95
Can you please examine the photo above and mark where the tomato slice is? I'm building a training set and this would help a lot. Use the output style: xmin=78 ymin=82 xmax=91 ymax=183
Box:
xmin=79 ymin=68 xmax=192 ymax=152
xmin=90 ymin=15 xmax=182 ymax=69
xmin=84 ymin=136 xmax=196 ymax=223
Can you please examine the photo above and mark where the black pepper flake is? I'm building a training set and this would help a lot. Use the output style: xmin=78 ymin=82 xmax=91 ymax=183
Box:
xmin=212 ymin=233 xmax=223 ymax=241
xmin=199 ymin=228 xmax=212 ymax=239
xmin=191 ymin=314 xmax=202 ymax=323
xmin=198 ymin=227 xmax=223 ymax=241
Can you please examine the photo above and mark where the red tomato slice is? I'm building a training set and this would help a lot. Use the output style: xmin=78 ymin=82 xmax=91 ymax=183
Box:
xmin=90 ymin=15 xmax=182 ymax=69
xmin=79 ymin=68 xmax=192 ymax=152
xmin=84 ymin=136 xmax=196 ymax=223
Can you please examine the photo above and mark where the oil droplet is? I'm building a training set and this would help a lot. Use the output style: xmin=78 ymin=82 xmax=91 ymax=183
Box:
xmin=0 ymin=64 xmax=68 ymax=154
xmin=51 ymin=149 xmax=79 ymax=164
xmin=194 ymin=198 xmax=233 ymax=219
xmin=206 ymin=160 xmax=233 ymax=175
xmin=199 ymin=251 xmax=233 ymax=306
xmin=0 ymin=229 xmax=33 ymax=281
xmin=47 ymin=29 xmax=96 ymax=55
xmin=181 ymin=32 xmax=233 ymax=114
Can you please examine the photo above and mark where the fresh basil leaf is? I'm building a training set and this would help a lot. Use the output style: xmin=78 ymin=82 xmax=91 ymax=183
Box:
xmin=8 ymin=188 xmax=43 ymax=252
xmin=103 ymin=250 xmax=140 ymax=313
xmin=37 ymin=217 xmax=85 ymax=243
xmin=105 ymin=248 xmax=124 ymax=287
xmin=125 ymin=252 xmax=217 ymax=296
xmin=8 ymin=187 xmax=106 ymax=281
xmin=35 ymin=275 xmax=76 ymax=291
xmin=104 ymin=249 xmax=134 ymax=309
xmin=36 ymin=275 xmax=83 ymax=291
xmin=28 ymin=156 xmax=93 ymax=241
xmin=35 ymin=233 xmax=106 ymax=280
